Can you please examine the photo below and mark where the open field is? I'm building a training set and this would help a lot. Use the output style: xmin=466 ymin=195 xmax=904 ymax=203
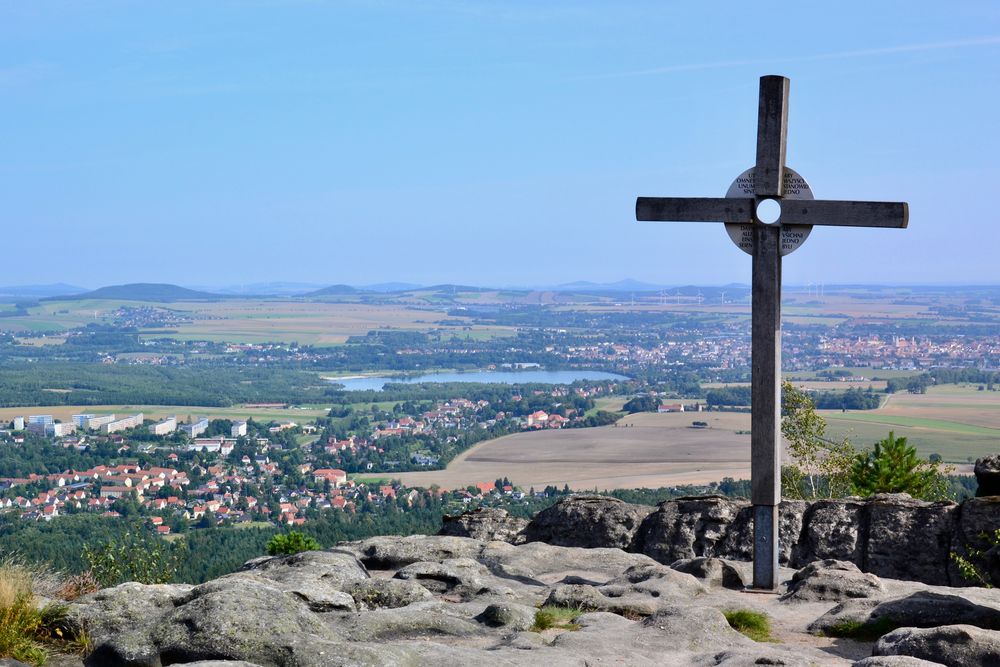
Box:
xmin=397 ymin=411 xmax=756 ymax=491
xmin=0 ymin=299 xmax=515 ymax=346
xmin=0 ymin=403 xmax=331 ymax=424
xmin=824 ymin=384 xmax=1000 ymax=463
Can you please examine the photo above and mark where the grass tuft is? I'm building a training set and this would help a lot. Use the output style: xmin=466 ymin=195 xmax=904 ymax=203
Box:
xmin=824 ymin=617 xmax=900 ymax=642
xmin=0 ymin=556 xmax=91 ymax=666
xmin=532 ymin=606 xmax=582 ymax=632
xmin=723 ymin=609 xmax=777 ymax=643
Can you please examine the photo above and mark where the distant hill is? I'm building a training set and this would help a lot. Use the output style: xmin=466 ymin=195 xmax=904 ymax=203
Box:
xmin=305 ymin=284 xmax=364 ymax=297
xmin=0 ymin=283 xmax=89 ymax=299
xmin=552 ymin=279 xmax=669 ymax=293
xmin=360 ymin=282 xmax=423 ymax=293
xmin=209 ymin=282 xmax=327 ymax=296
xmin=421 ymin=284 xmax=492 ymax=294
xmin=49 ymin=283 xmax=222 ymax=302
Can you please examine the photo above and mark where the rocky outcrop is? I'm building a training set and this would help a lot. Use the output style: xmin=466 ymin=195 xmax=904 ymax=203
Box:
xmin=438 ymin=507 xmax=528 ymax=542
xmin=516 ymin=493 xmax=995 ymax=587
xmin=780 ymin=559 xmax=886 ymax=602
xmin=975 ymin=454 xmax=1000 ymax=497
xmin=72 ymin=531 xmax=1000 ymax=667
xmin=809 ymin=590 xmax=1000 ymax=636
xmin=520 ymin=494 xmax=653 ymax=549
xmin=73 ymin=538 xmax=856 ymax=667
xmin=633 ymin=495 xmax=750 ymax=562
xmin=863 ymin=494 xmax=956 ymax=585
xmin=670 ymin=557 xmax=748 ymax=590
xmin=873 ymin=625 xmax=1000 ymax=666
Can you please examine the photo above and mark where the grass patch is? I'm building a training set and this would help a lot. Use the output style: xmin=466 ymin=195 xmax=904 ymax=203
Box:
xmin=824 ymin=617 xmax=900 ymax=642
xmin=0 ymin=557 xmax=90 ymax=665
xmin=723 ymin=609 xmax=777 ymax=642
xmin=531 ymin=606 xmax=582 ymax=632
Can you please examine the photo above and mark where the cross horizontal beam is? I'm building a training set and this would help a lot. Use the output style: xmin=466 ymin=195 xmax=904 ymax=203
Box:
xmin=635 ymin=197 xmax=753 ymax=223
xmin=636 ymin=197 xmax=908 ymax=229
xmin=779 ymin=200 xmax=908 ymax=228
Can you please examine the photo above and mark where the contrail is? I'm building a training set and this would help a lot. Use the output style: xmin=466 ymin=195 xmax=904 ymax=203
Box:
xmin=571 ymin=35 xmax=1000 ymax=81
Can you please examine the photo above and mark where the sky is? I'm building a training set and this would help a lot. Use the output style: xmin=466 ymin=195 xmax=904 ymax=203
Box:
xmin=3 ymin=1 xmax=999 ymax=289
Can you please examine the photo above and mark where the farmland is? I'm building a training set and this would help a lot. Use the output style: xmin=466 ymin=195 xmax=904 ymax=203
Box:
xmin=397 ymin=411 xmax=756 ymax=491
xmin=824 ymin=384 xmax=1000 ymax=463
xmin=0 ymin=298 xmax=515 ymax=346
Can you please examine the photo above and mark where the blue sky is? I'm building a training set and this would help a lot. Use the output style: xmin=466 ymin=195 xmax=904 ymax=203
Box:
xmin=3 ymin=1 xmax=999 ymax=288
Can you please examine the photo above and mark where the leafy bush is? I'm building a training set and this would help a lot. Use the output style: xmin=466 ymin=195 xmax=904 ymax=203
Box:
xmin=83 ymin=529 xmax=184 ymax=587
xmin=723 ymin=609 xmax=776 ymax=642
xmin=781 ymin=382 xmax=855 ymax=499
xmin=266 ymin=530 xmax=321 ymax=556
xmin=850 ymin=431 xmax=951 ymax=500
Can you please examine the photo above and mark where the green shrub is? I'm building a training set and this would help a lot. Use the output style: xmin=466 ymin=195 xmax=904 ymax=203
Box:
xmin=266 ymin=530 xmax=321 ymax=556
xmin=83 ymin=529 xmax=184 ymax=587
xmin=950 ymin=528 xmax=1000 ymax=588
xmin=723 ymin=609 xmax=776 ymax=642
xmin=850 ymin=432 xmax=950 ymax=500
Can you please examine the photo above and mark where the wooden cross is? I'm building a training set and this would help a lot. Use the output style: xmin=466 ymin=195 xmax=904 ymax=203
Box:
xmin=636 ymin=75 xmax=908 ymax=590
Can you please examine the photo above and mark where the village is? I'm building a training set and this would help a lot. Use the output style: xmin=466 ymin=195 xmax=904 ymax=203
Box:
xmin=0 ymin=385 xmax=613 ymax=531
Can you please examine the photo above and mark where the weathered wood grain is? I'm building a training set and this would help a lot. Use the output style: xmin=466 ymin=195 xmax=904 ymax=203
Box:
xmin=779 ymin=200 xmax=908 ymax=228
xmin=636 ymin=197 xmax=753 ymax=223
xmin=754 ymin=76 xmax=789 ymax=197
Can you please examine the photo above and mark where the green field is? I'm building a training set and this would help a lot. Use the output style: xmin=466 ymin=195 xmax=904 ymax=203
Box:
xmin=823 ymin=385 xmax=1000 ymax=463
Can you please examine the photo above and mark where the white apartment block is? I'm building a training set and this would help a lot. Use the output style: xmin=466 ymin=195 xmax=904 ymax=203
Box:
xmin=181 ymin=418 xmax=209 ymax=438
xmin=82 ymin=414 xmax=116 ymax=430
xmin=150 ymin=417 xmax=177 ymax=436
xmin=101 ymin=413 xmax=144 ymax=434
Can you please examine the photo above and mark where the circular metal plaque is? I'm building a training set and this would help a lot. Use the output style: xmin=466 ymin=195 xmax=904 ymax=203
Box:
xmin=724 ymin=167 xmax=814 ymax=256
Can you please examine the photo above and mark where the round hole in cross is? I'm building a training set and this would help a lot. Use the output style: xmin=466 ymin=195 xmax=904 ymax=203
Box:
xmin=756 ymin=198 xmax=781 ymax=224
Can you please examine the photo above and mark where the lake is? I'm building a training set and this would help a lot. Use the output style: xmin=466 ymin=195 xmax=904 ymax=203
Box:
xmin=326 ymin=370 xmax=629 ymax=392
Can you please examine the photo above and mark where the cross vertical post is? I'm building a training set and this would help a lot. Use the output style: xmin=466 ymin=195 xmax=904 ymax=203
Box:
xmin=750 ymin=75 xmax=789 ymax=591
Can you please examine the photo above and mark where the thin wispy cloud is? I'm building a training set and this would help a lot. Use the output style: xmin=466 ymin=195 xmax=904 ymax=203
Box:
xmin=571 ymin=35 xmax=1000 ymax=81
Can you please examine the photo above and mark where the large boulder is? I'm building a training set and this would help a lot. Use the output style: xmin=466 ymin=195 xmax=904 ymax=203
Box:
xmin=791 ymin=498 xmax=867 ymax=567
xmin=863 ymin=494 xmax=957 ymax=585
xmin=975 ymin=454 xmax=1000 ymax=497
xmin=852 ymin=657 xmax=947 ymax=666
xmin=238 ymin=550 xmax=369 ymax=612
xmin=348 ymin=578 xmax=433 ymax=611
xmin=73 ymin=582 xmax=194 ymax=666
xmin=810 ymin=591 xmax=1000 ymax=636
xmin=392 ymin=557 xmax=515 ymax=601
xmin=79 ymin=576 xmax=346 ymax=666
xmin=873 ymin=625 xmax=1000 ymax=667
xmin=439 ymin=507 xmax=528 ymax=542
xmin=781 ymin=559 xmax=886 ymax=602
xmin=670 ymin=557 xmax=747 ymax=590
xmin=521 ymin=495 xmax=653 ymax=550
xmin=476 ymin=602 xmax=537 ymax=631
xmin=478 ymin=539 xmax=659 ymax=584
xmin=339 ymin=535 xmax=485 ymax=569
xmin=634 ymin=495 xmax=749 ymax=563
